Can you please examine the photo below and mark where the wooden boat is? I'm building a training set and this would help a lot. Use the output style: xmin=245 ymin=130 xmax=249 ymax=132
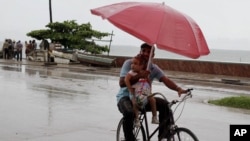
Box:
xmin=52 ymin=50 xmax=77 ymax=61
xmin=76 ymin=53 xmax=116 ymax=67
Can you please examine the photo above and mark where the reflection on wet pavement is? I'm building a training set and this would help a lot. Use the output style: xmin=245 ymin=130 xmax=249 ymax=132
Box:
xmin=0 ymin=65 xmax=24 ymax=72
xmin=0 ymin=63 xmax=249 ymax=141
xmin=32 ymin=84 xmax=91 ymax=96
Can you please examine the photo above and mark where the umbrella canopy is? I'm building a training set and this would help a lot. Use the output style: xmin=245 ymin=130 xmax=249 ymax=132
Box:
xmin=91 ymin=2 xmax=210 ymax=59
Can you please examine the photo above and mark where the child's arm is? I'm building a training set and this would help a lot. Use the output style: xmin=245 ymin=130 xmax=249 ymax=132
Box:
xmin=125 ymin=73 xmax=134 ymax=94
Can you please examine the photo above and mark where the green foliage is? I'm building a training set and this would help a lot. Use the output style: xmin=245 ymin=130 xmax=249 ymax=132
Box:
xmin=27 ymin=20 xmax=111 ymax=54
xmin=208 ymin=96 xmax=250 ymax=110
xmin=27 ymin=30 xmax=52 ymax=40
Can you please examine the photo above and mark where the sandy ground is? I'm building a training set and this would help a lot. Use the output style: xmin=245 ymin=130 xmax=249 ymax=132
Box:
xmin=0 ymin=59 xmax=250 ymax=141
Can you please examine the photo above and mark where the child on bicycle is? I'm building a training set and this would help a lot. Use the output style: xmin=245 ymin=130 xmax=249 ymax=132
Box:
xmin=125 ymin=54 xmax=159 ymax=127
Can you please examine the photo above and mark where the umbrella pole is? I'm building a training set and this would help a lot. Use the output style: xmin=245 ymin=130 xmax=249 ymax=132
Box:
xmin=146 ymin=45 xmax=155 ymax=71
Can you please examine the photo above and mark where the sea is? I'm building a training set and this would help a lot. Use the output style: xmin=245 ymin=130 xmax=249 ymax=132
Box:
xmin=1 ymin=41 xmax=249 ymax=64
xmin=107 ymin=45 xmax=250 ymax=64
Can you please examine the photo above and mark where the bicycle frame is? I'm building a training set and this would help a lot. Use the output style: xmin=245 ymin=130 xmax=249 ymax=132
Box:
xmin=138 ymin=90 xmax=193 ymax=141
xmin=139 ymin=111 xmax=160 ymax=140
xmin=138 ymin=101 xmax=174 ymax=140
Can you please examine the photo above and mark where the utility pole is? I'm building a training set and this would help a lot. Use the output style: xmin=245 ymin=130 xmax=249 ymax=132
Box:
xmin=45 ymin=0 xmax=57 ymax=65
xmin=107 ymin=31 xmax=114 ymax=56
xmin=49 ymin=0 xmax=53 ymax=23
xmin=47 ymin=0 xmax=52 ymax=64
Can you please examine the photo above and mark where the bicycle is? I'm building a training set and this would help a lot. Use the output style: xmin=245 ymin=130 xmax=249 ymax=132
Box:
xmin=116 ymin=88 xmax=199 ymax=141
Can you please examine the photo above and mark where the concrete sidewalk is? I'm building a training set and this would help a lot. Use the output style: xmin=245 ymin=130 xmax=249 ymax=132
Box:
xmin=0 ymin=58 xmax=250 ymax=88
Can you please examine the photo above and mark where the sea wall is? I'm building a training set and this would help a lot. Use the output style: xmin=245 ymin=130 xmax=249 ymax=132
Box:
xmin=110 ymin=56 xmax=250 ymax=77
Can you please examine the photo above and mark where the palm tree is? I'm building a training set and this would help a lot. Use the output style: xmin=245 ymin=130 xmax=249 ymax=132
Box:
xmin=49 ymin=0 xmax=53 ymax=23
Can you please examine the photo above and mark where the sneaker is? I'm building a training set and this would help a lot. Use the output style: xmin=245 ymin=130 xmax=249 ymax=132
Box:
xmin=134 ymin=119 xmax=140 ymax=127
xmin=151 ymin=116 xmax=159 ymax=124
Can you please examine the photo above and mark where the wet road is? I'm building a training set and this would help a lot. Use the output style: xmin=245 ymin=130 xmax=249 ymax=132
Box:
xmin=0 ymin=63 xmax=249 ymax=141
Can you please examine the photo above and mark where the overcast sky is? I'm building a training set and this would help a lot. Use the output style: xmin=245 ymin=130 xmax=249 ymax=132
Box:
xmin=0 ymin=0 xmax=250 ymax=50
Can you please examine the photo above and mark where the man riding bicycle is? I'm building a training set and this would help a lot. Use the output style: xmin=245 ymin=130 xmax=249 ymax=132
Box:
xmin=116 ymin=43 xmax=187 ymax=141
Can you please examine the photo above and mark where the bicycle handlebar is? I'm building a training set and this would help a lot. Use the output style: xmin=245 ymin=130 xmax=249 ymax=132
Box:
xmin=169 ymin=88 xmax=193 ymax=107
xmin=149 ymin=88 xmax=193 ymax=107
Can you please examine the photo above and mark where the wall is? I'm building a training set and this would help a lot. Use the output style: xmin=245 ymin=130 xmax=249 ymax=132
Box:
xmin=111 ymin=56 xmax=250 ymax=77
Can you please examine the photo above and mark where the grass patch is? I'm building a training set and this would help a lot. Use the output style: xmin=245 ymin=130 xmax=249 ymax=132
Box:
xmin=208 ymin=96 xmax=250 ymax=110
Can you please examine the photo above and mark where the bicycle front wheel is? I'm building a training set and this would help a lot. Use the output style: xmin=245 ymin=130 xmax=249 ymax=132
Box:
xmin=116 ymin=118 xmax=146 ymax=141
xmin=168 ymin=127 xmax=199 ymax=141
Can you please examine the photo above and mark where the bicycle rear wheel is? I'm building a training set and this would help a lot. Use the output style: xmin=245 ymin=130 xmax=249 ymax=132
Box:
xmin=116 ymin=118 xmax=146 ymax=141
xmin=167 ymin=127 xmax=198 ymax=141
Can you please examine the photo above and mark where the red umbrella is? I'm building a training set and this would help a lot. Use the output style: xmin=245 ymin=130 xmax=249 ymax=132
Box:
xmin=91 ymin=2 xmax=210 ymax=59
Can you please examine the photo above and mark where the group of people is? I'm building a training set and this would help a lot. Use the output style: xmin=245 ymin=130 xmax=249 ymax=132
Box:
xmin=25 ymin=40 xmax=37 ymax=57
xmin=2 ymin=39 xmax=23 ymax=61
xmin=116 ymin=43 xmax=187 ymax=141
xmin=1 ymin=38 xmax=64 ymax=63
xmin=1 ymin=39 xmax=40 ymax=61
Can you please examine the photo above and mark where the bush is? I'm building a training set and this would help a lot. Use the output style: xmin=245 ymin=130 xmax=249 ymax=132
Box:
xmin=208 ymin=96 xmax=250 ymax=110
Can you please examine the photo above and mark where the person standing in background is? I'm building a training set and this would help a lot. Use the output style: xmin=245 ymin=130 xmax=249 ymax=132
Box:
xmin=16 ymin=40 xmax=23 ymax=61
xmin=13 ymin=41 xmax=18 ymax=59
xmin=2 ymin=39 xmax=9 ymax=59
xmin=10 ymin=40 xmax=16 ymax=59
xmin=32 ymin=40 xmax=37 ymax=59
xmin=39 ymin=39 xmax=50 ymax=62
xmin=32 ymin=40 xmax=37 ymax=50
